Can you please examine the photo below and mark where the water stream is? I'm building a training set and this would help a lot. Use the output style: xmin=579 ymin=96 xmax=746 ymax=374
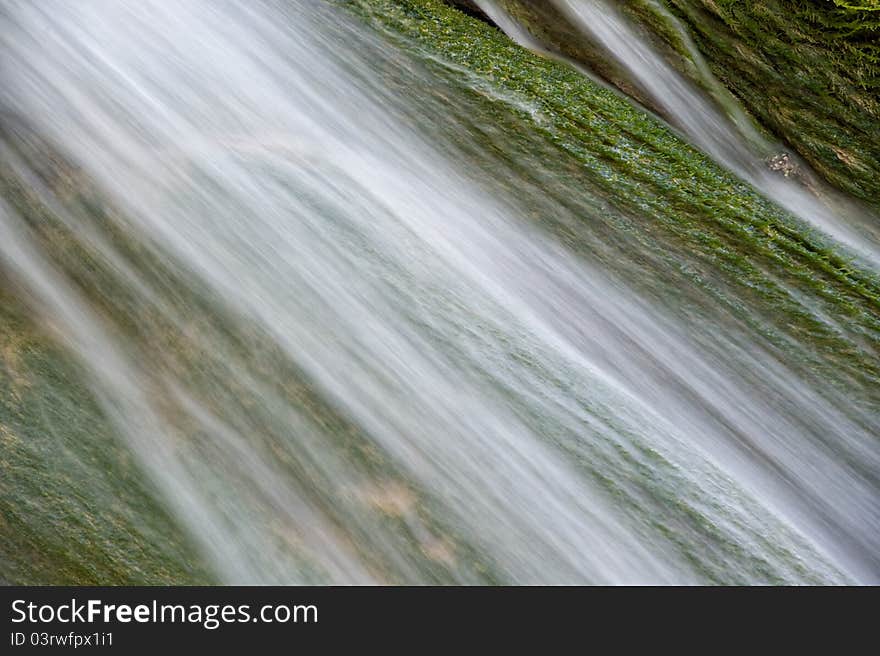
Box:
xmin=1 ymin=0 xmax=877 ymax=584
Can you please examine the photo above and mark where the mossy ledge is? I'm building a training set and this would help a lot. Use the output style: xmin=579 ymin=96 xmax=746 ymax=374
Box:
xmin=437 ymin=0 xmax=880 ymax=206
xmin=662 ymin=0 xmax=879 ymax=205
xmin=0 ymin=288 xmax=214 ymax=584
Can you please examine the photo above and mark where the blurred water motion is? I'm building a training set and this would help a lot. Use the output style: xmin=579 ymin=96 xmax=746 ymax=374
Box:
xmin=1 ymin=1 xmax=878 ymax=584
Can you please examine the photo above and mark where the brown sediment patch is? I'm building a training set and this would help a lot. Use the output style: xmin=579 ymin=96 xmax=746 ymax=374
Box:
xmin=420 ymin=534 xmax=457 ymax=566
xmin=358 ymin=480 xmax=418 ymax=518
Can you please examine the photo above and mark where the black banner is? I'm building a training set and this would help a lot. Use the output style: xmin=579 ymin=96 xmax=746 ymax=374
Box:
xmin=0 ymin=585 xmax=863 ymax=650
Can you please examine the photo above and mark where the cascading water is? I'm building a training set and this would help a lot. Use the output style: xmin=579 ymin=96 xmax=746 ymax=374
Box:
xmin=1 ymin=0 xmax=878 ymax=584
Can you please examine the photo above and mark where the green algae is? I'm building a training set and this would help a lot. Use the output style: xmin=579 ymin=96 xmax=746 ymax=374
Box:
xmin=347 ymin=0 xmax=880 ymax=318
xmin=0 ymin=0 xmax=877 ymax=584
xmin=0 ymin=289 xmax=213 ymax=584
xmin=644 ymin=0 xmax=876 ymax=204
xmin=440 ymin=0 xmax=879 ymax=204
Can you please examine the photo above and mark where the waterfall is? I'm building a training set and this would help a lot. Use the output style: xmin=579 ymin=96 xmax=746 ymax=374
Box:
xmin=1 ymin=0 xmax=877 ymax=584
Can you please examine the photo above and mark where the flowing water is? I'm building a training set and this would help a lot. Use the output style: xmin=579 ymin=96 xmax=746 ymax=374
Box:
xmin=1 ymin=0 xmax=878 ymax=584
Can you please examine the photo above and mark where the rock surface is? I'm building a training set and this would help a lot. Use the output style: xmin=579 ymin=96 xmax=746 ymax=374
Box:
xmin=442 ymin=0 xmax=879 ymax=206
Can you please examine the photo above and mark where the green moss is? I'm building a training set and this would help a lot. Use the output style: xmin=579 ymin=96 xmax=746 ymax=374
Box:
xmin=0 ymin=289 xmax=213 ymax=584
xmin=439 ymin=0 xmax=879 ymax=204
xmin=349 ymin=0 xmax=879 ymax=302
xmin=658 ymin=0 xmax=879 ymax=204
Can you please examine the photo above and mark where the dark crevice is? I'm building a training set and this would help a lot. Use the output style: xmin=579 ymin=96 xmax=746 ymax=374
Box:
xmin=442 ymin=0 xmax=495 ymax=26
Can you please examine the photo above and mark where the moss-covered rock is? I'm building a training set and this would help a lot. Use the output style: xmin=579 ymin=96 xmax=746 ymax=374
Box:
xmin=442 ymin=0 xmax=879 ymax=205
xmin=0 ymin=290 xmax=213 ymax=584
xmin=664 ymin=0 xmax=879 ymax=204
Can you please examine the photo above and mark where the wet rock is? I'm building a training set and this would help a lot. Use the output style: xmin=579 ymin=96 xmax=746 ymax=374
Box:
xmin=441 ymin=0 xmax=880 ymax=206
xmin=767 ymin=152 xmax=798 ymax=178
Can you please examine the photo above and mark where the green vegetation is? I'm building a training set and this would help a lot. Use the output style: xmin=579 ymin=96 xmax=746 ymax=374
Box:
xmin=444 ymin=0 xmax=879 ymax=204
xmin=1 ymin=0 xmax=877 ymax=584
xmin=0 ymin=290 xmax=212 ymax=584
xmin=350 ymin=0 xmax=880 ymax=312
xmin=660 ymin=0 xmax=879 ymax=203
